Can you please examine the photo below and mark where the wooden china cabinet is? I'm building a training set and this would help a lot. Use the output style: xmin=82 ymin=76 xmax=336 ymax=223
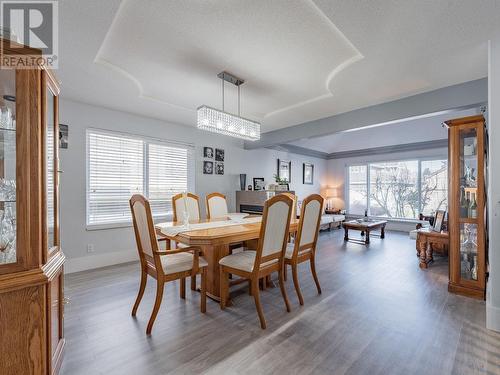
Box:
xmin=0 ymin=39 xmax=64 ymax=374
xmin=446 ymin=115 xmax=486 ymax=299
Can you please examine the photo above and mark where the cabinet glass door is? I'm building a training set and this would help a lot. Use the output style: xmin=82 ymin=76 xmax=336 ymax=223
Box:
xmin=46 ymin=84 xmax=57 ymax=253
xmin=458 ymin=126 xmax=478 ymax=281
xmin=0 ymin=70 xmax=17 ymax=265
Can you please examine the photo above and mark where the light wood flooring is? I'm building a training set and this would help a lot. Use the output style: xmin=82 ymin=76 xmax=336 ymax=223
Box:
xmin=61 ymin=230 xmax=500 ymax=375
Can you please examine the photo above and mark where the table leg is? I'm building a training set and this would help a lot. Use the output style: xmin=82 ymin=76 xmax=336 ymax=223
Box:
xmin=344 ymin=227 xmax=349 ymax=241
xmin=380 ymin=225 xmax=385 ymax=239
xmin=426 ymin=241 xmax=434 ymax=265
xmin=365 ymin=231 xmax=370 ymax=244
xmin=201 ymin=243 xmax=230 ymax=303
xmin=419 ymin=240 xmax=430 ymax=268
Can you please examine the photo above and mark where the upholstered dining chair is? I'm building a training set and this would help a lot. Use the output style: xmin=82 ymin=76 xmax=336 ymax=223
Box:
xmin=206 ymin=192 xmax=229 ymax=219
xmin=129 ymin=194 xmax=207 ymax=334
xmin=284 ymin=194 xmax=324 ymax=305
xmin=172 ymin=192 xmax=201 ymax=222
xmin=219 ymin=194 xmax=293 ymax=329
xmin=172 ymin=192 xmax=202 ymax=290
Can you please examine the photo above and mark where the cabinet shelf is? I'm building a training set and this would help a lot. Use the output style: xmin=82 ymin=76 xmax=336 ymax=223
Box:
xmin=459 ymin=217 xmax=478 ymax=224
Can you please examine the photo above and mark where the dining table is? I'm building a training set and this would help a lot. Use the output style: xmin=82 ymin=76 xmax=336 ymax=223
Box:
xmin=155 ymin=214 xmax=299 ymax=302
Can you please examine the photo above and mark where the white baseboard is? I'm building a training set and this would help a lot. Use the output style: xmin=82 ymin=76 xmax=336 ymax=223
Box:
xmin=65 ymin=249 xmax=138 ymax=274
xmin=487 ymin=301 xmax=500 ymax=332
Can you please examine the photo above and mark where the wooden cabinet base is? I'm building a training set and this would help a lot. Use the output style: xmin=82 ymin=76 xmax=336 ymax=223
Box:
xmin=448 ymin=282 xmax=485 ymax=300
xmin=0 ymin=253 xmax=65 ymax=375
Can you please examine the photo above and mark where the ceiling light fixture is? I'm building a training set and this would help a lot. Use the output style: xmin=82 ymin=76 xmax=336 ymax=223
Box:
xmin=197 ymin=71 xmax=260 ymax=141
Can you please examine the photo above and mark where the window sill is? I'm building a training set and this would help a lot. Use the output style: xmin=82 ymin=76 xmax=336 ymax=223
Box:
xmin=86 ymin=215 xmax=172 ymax=231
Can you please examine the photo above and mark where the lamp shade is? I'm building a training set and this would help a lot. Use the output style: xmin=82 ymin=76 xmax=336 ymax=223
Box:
xmin=326 ymin=187 xmax=339 ymax=198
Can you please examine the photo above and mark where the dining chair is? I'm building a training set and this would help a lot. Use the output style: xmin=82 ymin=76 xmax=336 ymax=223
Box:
xmin=219 ymin=194 xmax=293 ymax=329
xmin=130 ymin=194 xmax=207 ymax=334
xmin=172 ymin=192 xmax=202 ymax=290
xmin=172 ymin=192 xmax=201 ymax=222
xmin=206 ymin=192 xmax=228 ymax=219
xmin=281 ymin=192 xmax=298 ymax=244
xmin=284 ymin=194 xmax=324 ymax=305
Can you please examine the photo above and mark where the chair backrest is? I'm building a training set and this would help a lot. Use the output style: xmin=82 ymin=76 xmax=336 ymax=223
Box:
xmin=253 ymin=194 xmax=293 ymax=273
xmin=280 ymin=192 xmax=297 ymax=220
xmin=130 ymin=194 xmax=159 ymax=261
xmin=172 ymin=193 xmax=201 ymax=222
xmin=206 ymin=192 xmax=228 ymax=219
xmin=292 ymin=194 xmax=324 ymax=257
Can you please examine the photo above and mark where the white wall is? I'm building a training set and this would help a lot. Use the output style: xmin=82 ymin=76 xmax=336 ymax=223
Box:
xmin=59 ymin=99 xmax=327 ymax=272
xmin=487 ymin=37 xmax=500 ymax=332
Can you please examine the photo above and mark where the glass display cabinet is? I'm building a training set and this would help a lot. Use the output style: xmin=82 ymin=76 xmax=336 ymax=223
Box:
xmin=446 ymin=115 xmax=486 ymax=299
xmin=0 ymin=38 xmax=64 ymax=374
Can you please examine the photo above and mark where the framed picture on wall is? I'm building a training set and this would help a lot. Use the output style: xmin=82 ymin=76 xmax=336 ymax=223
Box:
xmin=215 ymin=162 xmax=224 ymax=175
xmin=215 ymin=148 xmax=225 ymax=161
xmin=277 ymin=159 xmax=291 ymax=183
xmin=253 ymin=177 xmax=265 ymax=191
xmin=303 ymin=163 xmax=314 ymax=184
xmin=203 ymin=147 xmax=214 ymax=159
xmin=203 ymin=161 xmax=213 ymax=174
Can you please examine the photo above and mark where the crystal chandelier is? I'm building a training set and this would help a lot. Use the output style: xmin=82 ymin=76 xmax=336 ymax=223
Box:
xmin=197 ymin=72 xmax=260 ymax=141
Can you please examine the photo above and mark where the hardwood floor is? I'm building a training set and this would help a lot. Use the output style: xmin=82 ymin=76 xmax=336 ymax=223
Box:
xmin=61 ymin=230 xmax=500 ymax=375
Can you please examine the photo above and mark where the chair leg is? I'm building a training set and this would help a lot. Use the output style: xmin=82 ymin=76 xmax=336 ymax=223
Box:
xmin=284 ymin=264 xmax=288 ymax=281
xmin=251 ymin=279 xmax=266 ymax=329
xmin=248 ymin=279 xmax=252 ymax=295
xmin=132 ymin=270 xmax=147 ymax=316
xmin=220 ymin=268 xmax=228 ymax=310
xmin=310 ymin=256 xmax=322 ymax=294
xmin=279 ymin=268 xmax=291 ymax=312
xmin=291 ymin=264 xmax=304 ymax=305
xmin=191 ymin=274 xmax=197 ymax=291
xmin=201 ymin=268 xmax=207 ymax=313
xmin=180 ymin=277 xmax=186 ymax=299
xmin=146 ymin=279 xmax=164 ymax=335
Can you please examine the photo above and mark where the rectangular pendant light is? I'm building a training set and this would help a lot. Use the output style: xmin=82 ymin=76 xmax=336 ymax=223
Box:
xmin=197 ymin=105 xmax=260 ymax=141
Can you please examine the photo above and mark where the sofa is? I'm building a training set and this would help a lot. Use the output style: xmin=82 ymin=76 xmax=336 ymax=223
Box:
xmin=320 ymin=213 xmax=345 ymax=231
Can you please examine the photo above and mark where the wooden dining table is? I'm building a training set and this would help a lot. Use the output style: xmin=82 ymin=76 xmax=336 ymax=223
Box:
xmin=155 ymin=216 xmax=298 ymax=302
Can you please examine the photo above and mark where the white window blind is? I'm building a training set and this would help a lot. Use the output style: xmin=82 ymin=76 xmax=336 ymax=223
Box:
xmin=88 ymin=131 xmax=144 ymax=226
xmin=87 ymin=130 xmax=194 ymax=227
xmin=148 ymin=143 xmax=189 ymax=217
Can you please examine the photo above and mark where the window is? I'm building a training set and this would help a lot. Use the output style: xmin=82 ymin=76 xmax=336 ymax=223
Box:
xmin=348 ymin=165 xmax=367 ymax=215
xmin=347 ymin=158 xmax=448 ymax=219
xmin=87 ymin=130 xmax=194 ymax=227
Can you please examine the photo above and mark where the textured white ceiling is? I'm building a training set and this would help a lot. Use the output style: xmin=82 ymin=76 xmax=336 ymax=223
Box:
xmin=95 ymin=0 xmax=362 ymax=119
xmin=287 ymin=108 xmax=478 ymax=154
xmin=57 ymin=0 xmax=500 ymax=133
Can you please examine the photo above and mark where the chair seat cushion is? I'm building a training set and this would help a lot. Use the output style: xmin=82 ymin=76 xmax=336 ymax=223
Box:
xmin=285 ymin=243 xmax=312 ymax=259
xmin=160 ymin=252 xmax=208 ymax=275
xmin=219 ymin=250 xmax=277 ymax=272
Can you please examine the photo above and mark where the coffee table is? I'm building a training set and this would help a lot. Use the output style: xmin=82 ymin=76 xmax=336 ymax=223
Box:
xmin=343 ymin=220 xmax=388 ymax=244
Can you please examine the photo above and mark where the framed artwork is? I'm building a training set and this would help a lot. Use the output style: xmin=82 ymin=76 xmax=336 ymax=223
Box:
xmin=215 ymin=162 xmax=224 ymax=175
xmin=215 ymin=148 xmax=225 ymax=161
xmin=277 ymin=159 xmax=291 ymax=183
xmin=433 ymin=210 xmax=446 ymax=232
xmin=203 ymin=147 xmax=214 ymax=159
xmin=303 ymin=163 xmax=314 ymax=184
xmin=203 ymin=161 xmax=213 ymax=174
xmin=59 ymin=123 xmax=68 ymax=149
xmin=253 ymin=177 xmax=265 ymax=191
